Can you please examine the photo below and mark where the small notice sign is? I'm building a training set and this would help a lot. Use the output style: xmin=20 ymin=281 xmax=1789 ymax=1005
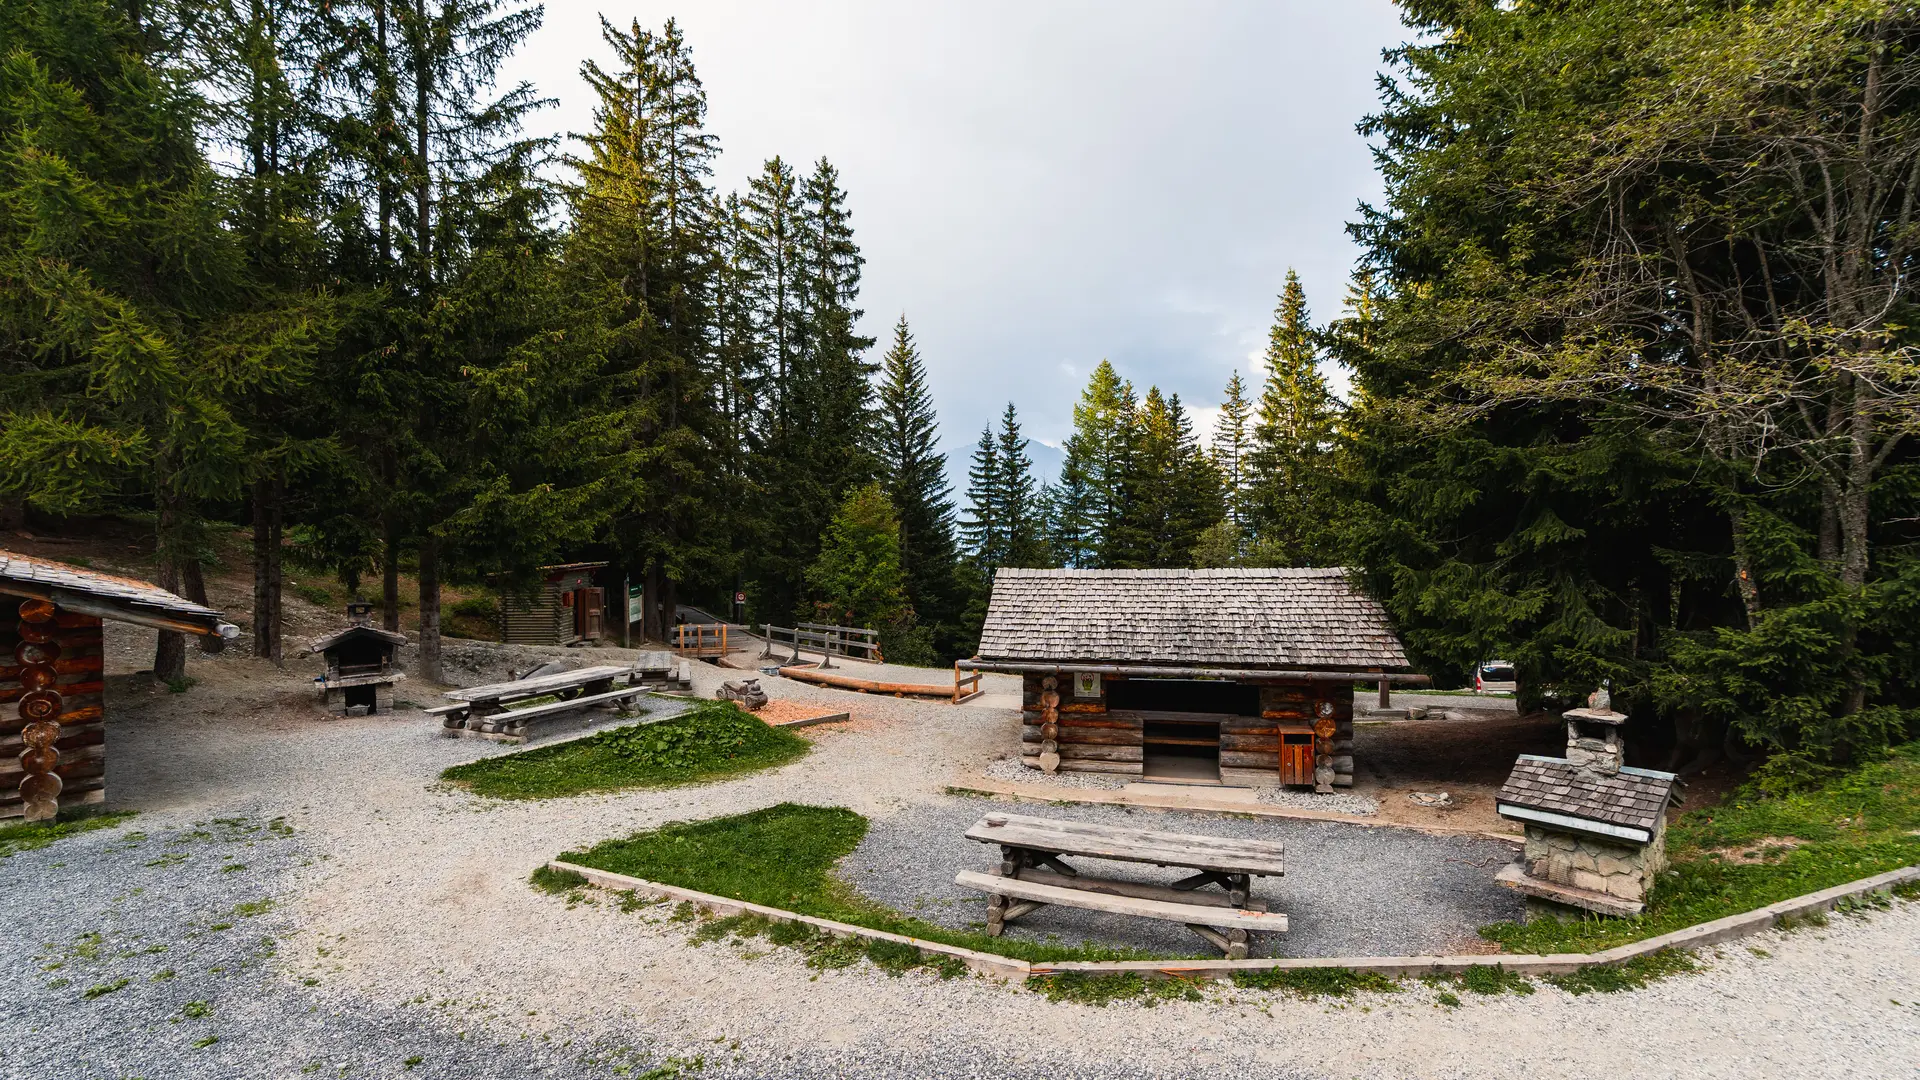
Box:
xmin=1074 ymin=672 xmax=1102 ymax=698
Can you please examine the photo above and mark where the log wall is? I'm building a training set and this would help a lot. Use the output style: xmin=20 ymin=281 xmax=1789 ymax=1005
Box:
xmin=2 ymin=600 xmax=107 ymax=820
xmin=1018 ymin=672 xmax=1356 ymax=790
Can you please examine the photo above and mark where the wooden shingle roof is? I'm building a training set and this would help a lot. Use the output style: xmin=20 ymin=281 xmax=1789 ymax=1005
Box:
xmin=976 ymin=567 xmax=1410 ymax=670
xmin=0 ymin=550 xmax=231 ymax=637
xmin=308 ymin=624 xmax=408 ymax=654
xmin=1497 ymin=755 xmax=1681 ymax=841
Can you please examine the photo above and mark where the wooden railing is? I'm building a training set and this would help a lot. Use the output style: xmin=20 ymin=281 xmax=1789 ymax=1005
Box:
xmin=759 ymin=622 xmax=881 ymax=668
xmin=953 ymin=663 xmax=983 ymax=704
xmin=671 ymin=622 xmax=730 ymax=658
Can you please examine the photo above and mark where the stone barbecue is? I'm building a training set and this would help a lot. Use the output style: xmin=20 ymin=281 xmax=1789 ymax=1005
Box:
xmin=308 ymin=604 xmax=407 ymax=716
xmin=1494 ymin=704 xmax=1682 ymax=918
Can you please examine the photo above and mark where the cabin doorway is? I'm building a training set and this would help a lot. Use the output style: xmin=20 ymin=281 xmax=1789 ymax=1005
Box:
xmin=1109 ymin=679 xmax=1258 ymax=786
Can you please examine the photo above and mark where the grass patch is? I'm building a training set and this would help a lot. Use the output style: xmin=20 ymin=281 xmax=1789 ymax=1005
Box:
xmin=83 ymin=978 xmax=130 ymax=999
xmin=0 ymin=809 xmax=136 ymax=858
xmin=1482 ymin=741 xmax=1920 ymax=955
xmin=562 ymin=803 xmax=1184 ymax=965
xmin=1028 ymin=972 xmax=1204 ymax=1006
xmin=1546 ymin=949 xmax=1697 ymax=994
xmin=1230 ymin=966 xmax=1401 ymax=997
xmin=530 ymin=865 xmax=588 ymax=894
xmin=441 ymin=702 xmax=808 ymax=800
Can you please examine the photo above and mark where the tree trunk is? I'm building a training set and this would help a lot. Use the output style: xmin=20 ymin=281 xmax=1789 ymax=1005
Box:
xmin=251 ymin=475 xmax=285 ymax=664
xmin=182 ymin=557 xmax=216 ymax=655
xmin=153 ymin=487 xmax=186 ymax=685
xmin=1726 ymin=499 xmax=1763 ymax=630
xmin=640 ymin=562 xmax=663 ymax=644
xmin=382 ymin=514 xmax=401 ymax=633
xmin=417 ymin=535 xmax=441 ymax=683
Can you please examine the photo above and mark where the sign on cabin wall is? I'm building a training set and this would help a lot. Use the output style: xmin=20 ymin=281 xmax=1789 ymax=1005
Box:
xmin=1074 ymin=672 xmax=1103 ymax=698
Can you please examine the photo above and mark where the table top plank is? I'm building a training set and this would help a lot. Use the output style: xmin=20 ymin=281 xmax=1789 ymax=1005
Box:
xmin=954 ymin=870 xmax=1289 ymax=931
xmin=965 ymin=812 xmax=1285 ymax=877
xmin=443 ymin=665 xmax=632 ymax=703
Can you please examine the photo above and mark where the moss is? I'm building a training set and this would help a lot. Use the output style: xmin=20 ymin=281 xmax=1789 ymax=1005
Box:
xmin=0 ymin=809 xmax=136 ymax=858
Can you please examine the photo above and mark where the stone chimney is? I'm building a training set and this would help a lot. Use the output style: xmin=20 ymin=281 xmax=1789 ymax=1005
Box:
xmin=1563 ymin=694 xmax=1627 ymax=777
xmin=346 ymin=601 xmax=374 ymax=626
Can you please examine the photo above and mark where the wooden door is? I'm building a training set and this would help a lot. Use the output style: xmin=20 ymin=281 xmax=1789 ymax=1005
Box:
xmin=580 ymin=588 xmax=605 ymax=639
xmin=1279 ymin=733 xmax=1314 ymax=786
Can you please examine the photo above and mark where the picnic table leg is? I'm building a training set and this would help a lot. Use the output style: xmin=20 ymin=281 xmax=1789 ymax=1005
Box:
xmin=1227 ymin=874 xmax=1250 ymax=909
xmin=1226 ymin=929 xmax=1249 ymax=960
xmin=987 ymin=894 xmax=1007 ymax=936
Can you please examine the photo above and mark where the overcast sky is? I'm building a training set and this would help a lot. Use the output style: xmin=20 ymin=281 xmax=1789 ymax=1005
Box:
xmin=502 ymin=1 xmax=1408 ymax=483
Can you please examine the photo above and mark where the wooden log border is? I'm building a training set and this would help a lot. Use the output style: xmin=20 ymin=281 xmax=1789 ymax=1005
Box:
xmin=547 ymin=859 xmax=1920 ymax=985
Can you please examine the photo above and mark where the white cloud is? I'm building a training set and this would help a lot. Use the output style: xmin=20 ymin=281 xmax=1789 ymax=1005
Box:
xmin=504 ymin=0 xmax=1403 ymax=446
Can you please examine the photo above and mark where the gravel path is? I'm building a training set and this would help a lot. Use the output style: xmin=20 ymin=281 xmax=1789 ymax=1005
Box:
xmin=842 ymin=800 xmax=1520 ymax=957
xmin=2 ymin=625 xmax=1917 ymax=1079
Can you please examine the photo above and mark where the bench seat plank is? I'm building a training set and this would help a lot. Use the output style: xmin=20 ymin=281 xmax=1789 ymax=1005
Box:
xmin=1005 ymin=867 xmax=1269 ymax=912
xmin=482 ymin=686 xmax=645 ymax=723
xmin=443 ymin=665 xmax=631 ymax=703
xmin=966 ymin=813 xmax=1285 ymax=877
xmin=954 ymin=870 xmax=1288 ymax=932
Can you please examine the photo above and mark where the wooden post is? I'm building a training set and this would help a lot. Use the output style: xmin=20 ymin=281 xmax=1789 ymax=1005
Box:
xmin=620 ymin=575 xmax=630 ymax=648
xmin=1378 ymin=678 xmax=1390 ymax=709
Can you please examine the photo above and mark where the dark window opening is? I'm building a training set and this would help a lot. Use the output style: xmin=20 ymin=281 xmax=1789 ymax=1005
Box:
xmin=1106 ymin=678 xmax=1257 ymax=715
xmin=344 ymin=684 xmax=377 ymax=713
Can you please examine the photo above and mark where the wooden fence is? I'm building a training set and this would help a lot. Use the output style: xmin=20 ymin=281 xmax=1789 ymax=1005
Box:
xmin=952 ymin=663 xmax=983 ymax=704
xmin=759 ymin=622 xmax=881 ymax=668
xmin=671 ymin=622 xmax=731 ymax=659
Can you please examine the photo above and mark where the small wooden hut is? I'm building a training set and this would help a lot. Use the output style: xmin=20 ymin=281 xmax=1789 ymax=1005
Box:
xmin=499 ymin=562 xmax=608 ymax=646
xmin=960 ymin=568 xmax=1423 ymax=791
xmin=308 ymin=604 xmax=407 ymax=715
xmin=1 ymin=551 xmax=235 ymax=820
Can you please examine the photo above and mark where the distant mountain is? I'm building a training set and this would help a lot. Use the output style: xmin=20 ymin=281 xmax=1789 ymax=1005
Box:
xmin=938 ymin=436 xmax=1064 ymax=510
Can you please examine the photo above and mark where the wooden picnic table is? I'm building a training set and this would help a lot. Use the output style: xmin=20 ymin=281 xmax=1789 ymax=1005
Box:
xmin=955 ymin=811 xmax=1289 ymax=958
xmin=431 ymin=664 xmax=641 ymax=743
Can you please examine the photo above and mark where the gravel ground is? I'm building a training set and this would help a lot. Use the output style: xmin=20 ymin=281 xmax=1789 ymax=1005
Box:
xmin=976 ymin=755 xmax=1382 ymax=814
xmin=4 ymin=624 xmax=1917 ymax=1080
xmin=842 ymin=800 xmax=1518 ymax=957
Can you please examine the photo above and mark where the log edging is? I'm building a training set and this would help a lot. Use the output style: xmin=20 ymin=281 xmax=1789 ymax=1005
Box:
xmin=549 ymin=859 xmax=1920 ymax=985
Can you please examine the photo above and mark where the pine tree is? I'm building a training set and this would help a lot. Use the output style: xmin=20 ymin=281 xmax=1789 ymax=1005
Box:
xmin=995 ymin=403 xmax=1048 ymax=568
xmin=1212 ymin=370 xmax=1253 ymax=537
xmin=1050 ymin=361 xmax=1133 ymax=567
xmin=0 ymin=0 xmax=270 ymax=682
xmin=561 ymin=16 xmax=724 ymax=643
xmin=960 ymin=426 xmax=1003 ymax=571
xmin=805 ymin=482 xmax=909 ymax=636
xmin=1246 ymin=269 xmax=1341 ymax=566
xmin=874 ymin=316 xmax=963 ymax=654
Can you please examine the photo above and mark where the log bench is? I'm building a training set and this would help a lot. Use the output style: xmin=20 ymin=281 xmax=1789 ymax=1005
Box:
xmin=954 ymin=812 xmax=1288 ymax=958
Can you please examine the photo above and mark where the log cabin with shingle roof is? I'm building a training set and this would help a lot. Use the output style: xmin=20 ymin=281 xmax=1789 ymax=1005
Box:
xmin=0 ymin=551 xmax=236 ymax=821
xmin=959 ymin=567 xmax=1426 ymax=792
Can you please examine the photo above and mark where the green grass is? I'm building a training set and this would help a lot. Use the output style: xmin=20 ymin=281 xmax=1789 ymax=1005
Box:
xmin=441 ymin=701 xmax=809 ymax=799
xmin=1483 ymin=741 xmax=1920 ymax=955
xmin=560 ymin=803 xmax=1188 ymax=964
xmin=1230 ymin=966 xmax=1402 ymax=997
xmin=0 ymin=809 xmax=136 ymax=858
xmin=1028 ymin=971 xmax=1204 ymax=1006
xmin=1545 ymin=949 xmax=1696 ymax=994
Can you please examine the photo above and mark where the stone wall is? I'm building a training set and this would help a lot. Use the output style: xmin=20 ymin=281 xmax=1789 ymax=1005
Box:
xmin=1523 ymin=818 xmax=1667 ymax=903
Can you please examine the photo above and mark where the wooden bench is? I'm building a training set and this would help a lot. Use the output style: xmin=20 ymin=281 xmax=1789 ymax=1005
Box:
xmin=437 ymin=664 xmax=641 ymax=743
xmin=954 ymin=812 xmax=1288 ymax=958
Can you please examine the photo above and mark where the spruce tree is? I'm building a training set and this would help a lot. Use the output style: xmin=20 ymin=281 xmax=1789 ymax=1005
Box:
xmin=1246 ymin=269 xmax=1341 ymax=567
xmin=995 ymin=403 xmax=1049 ymax=568
xmin=874 ymin=316 xmax=963 ymax=654
xmin=1050 ymin=360 xmax=1133 ymax=567
xmin=0 ymin=0 xmax=265 ymax=682
xmin=1212 ymin=371 xmax=1253 ymax=537
xmin=960 ymin=426 xmax=1003 ymax=571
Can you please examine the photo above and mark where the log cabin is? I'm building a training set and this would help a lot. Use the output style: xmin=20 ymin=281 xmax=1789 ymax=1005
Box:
xmin=960 ymin=568 xmax=1423 ymax=791
xmin=498 ymin=562 xmax=609 ymax=646
xmin=1 ymin=551 xmax=236 ymax=820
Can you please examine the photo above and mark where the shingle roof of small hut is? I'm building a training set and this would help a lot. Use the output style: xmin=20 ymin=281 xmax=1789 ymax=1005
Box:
xmin=1497 ymin=755 xmax=1681 ymax=839
xmin=308 ymin=624 xmax=408 ymax=654
xmin=976 ymin=567 xmax=1410 ymax=670
xmin=0 ymin=550 xmax=228 ymax=635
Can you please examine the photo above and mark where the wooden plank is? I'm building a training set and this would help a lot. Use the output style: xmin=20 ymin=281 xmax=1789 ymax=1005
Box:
xmin=1058 ymin=744 xmax=1142 ymax=763
xmin=1058 ymin=760 xmax=1144 ymax=775
xmin=1005 ymin=867 xmax=1269 ymax=912
xmin=954 ymin=870 xmax=1288 ymax=931
xmin=965 ymin=813 xmax=1285 ymax=876
xmin=443 ymin=665 xmax=630 ymax=702
xmin=487 ymin=685 xmax=645 ymax=720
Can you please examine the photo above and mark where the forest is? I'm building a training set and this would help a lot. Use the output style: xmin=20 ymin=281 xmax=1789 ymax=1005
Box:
xmin=2 ymin=0 xmax=1916 ymax=780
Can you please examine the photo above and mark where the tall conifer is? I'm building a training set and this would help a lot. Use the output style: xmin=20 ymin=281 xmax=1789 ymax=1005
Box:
xmin=875 ymin=317 xmax=963 ymax=652
xmin=1246 ymin=269 xmax=1341 ymax=566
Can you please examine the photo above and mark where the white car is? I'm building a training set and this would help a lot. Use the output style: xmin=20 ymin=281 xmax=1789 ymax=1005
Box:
xmin=1474 ymin=660 xmax=1517 ymax=695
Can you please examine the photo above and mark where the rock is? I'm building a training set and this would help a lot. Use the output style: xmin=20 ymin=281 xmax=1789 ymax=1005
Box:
xmin=1409 ymin=791 xmax=1454 ymax=808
